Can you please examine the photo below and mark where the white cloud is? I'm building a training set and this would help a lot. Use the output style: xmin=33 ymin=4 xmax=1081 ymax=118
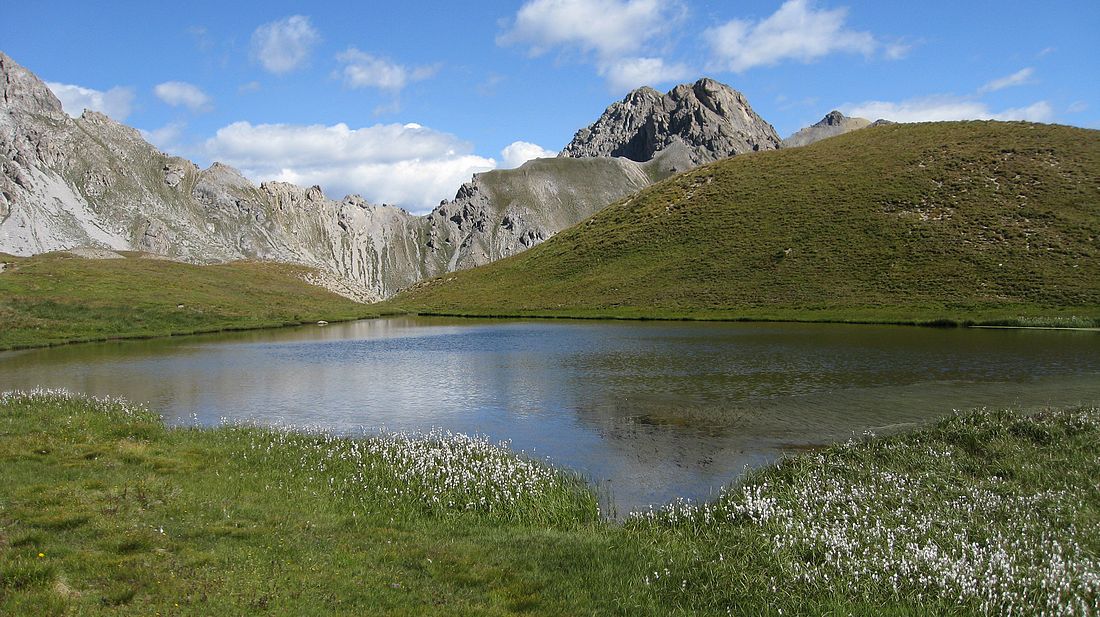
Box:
xmin=598 ymin=56 xmax=692 ymax=91
xmin=335 ymin=48 xmax=439 ymax=91
xmin=154 ymin=81 xmax=212 ymax=112
xmin=204 ymin=121 xmax=496 ymax=213
xmin=1067 ymin=101 xmax=1088 ymax=114
xmin=993 ymin=101 xmax=1053 ymax=123
xmin=884 ymin=41 xmax=913 ymax=60
xmin=844 ymin=96 xmax=1053 ymax=124
xmin=139 ymin=122 xmax=186 ymax=151
xmin=978 ymin=67 xmax=1034 ymax=94
xmin=499 ymin=0 xmax=687 ymax=91
xmin=704 ymin=0 xmax=877 ymax=72
xmin=499 ymin=0 xmax=679 ymax=58
xmin=250 ymin=15 xmax=320 ymax=74
xmin=45 ymin=82 xmax=136 ymax=120
xmin=500 ymin=141 xmax=556 ymax=168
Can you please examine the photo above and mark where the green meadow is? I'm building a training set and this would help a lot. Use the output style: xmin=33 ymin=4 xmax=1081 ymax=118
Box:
xmin=0 ymin=252 xmax=378 ymax=350
xmin=2 ymin=391 xmax=1096 ymax=615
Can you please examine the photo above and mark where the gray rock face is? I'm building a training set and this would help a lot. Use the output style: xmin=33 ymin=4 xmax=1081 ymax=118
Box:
xmin=781 ymin=111 xmax=873 ymax=148
xmin=560 ymin=77 xmax=781 ymax=164
xmin=0 ymin=52 xmax=686 ymax=300
xmin=1 ymin=52 xmax=66 ymax=122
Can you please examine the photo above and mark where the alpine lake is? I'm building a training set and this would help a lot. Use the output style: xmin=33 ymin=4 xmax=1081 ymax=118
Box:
xmin=2 ymin=316 xmax=1097 ymax=514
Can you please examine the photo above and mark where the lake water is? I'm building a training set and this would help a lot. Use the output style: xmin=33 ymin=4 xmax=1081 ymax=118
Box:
xmin=1 ymin=317 xmax=1098 ymax=513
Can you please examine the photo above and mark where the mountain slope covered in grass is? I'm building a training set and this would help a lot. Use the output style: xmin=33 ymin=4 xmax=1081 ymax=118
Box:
xmin=0 ymin=252 xmax=377 ymax=349
xmin=385 ymin=121 xmax=1100 ymax=326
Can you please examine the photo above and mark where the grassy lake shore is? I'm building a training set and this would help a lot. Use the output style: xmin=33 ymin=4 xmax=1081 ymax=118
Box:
xmin=2 ymin=390 xmax=1096 ymax=615
xmin=4 ymin=243 xmax=1097 ymax=357
xmin=0 ymin=252 xmax=380 ymax=351
xmin=387 ymin=308 xmax=1100 ymax=330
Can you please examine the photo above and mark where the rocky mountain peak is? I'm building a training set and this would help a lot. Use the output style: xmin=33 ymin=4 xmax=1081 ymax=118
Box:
xmin=817 ymin=110 xmax=848 ymax=127
xmin=781 ymin=110 xmax=873 ymax=149
xmin=0 ymin=52 xmax=65 ymax=120
xmin=623 ymin=86 xmax=663 ymax=104
xmin=559 ymin=77 xmax=780 ymax=165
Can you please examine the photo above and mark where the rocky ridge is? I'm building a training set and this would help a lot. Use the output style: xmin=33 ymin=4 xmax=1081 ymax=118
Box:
xmin=560 ymin=78 xmax=781 ymax=164
xmin=1 ymin=52 xmax=785 ymax=300
xmin=781 ymin=110 xmax=874 ymax=148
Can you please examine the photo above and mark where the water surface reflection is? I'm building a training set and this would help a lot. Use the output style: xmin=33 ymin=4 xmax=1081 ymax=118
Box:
xmin=1 ymin=317 xmax=1097 ymax=513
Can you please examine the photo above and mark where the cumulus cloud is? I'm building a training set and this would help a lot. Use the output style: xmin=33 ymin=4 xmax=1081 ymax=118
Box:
xmin=499 ymin=0 xmax=679 ymax=58
xmin=250 ymin=15 xmax=320 ymax=74
xmin=204 ymin=121 xmax=496 ymax=212
xmin=500 ymin=141 xmax=556 ymax=168
xmin=598 ymin=56 xmax=692 ymax=91
xmin=978 ymin=67 xmax=1035 ymax=94
xmin=844 ymin=97 xmax=1053 ymax=124
xmin=499 ymin=0 xmax=688 ymax=91
xmin=335 ymin=48 xmax=439 ymax=91
xmin=45 ymin=82 xmax=135 ymax=120
xmin=154 ymin=81 xmax=212 ymax=112
xmin=704 ymin=0 xmax=878 ymax=72
xmin=992 ymin=101 xmax=1054 ymax=123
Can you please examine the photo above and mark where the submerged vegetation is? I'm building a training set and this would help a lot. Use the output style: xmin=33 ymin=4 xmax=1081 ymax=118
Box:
xmin=385 ymin=121 xmax=1100 ymax=327
xmin=0 ymin=252 xmax=377 ymax=350
xmin=2 ymin=390 xmax=1097 ymax=615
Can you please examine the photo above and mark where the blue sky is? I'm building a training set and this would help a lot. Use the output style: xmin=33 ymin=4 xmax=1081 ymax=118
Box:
xmin=3 ymin=0 xmax=1097 ymax=213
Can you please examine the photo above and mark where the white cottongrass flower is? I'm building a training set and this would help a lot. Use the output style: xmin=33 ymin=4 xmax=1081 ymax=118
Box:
xmin=631 ymin=408 xmax=1100 ymax=615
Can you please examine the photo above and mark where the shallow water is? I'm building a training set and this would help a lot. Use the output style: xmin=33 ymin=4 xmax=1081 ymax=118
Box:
xmin=1 ymin=316 xmax=1098 ymax=513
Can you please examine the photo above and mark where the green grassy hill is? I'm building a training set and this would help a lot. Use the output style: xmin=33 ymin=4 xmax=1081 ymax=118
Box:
xmin=0 ymin=252 xmax=377 ymax=349
xmin=384 ymin=121 xmax=1100 ymax=326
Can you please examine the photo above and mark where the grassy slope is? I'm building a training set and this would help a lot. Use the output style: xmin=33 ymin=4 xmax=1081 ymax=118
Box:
xmin=0 ymin=252 xmax=377 ymax=350
xmin=384 ymin=121 xmax=1100 ymax=326
xmin=1 ymin=392 xmax=1097 ymax=615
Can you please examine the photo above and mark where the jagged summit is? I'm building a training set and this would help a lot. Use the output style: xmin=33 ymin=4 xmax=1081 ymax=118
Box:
xmin=781 ymin=110 xmax=873 ymax=149
xmin=0 ymin=51 xmax=65 ymax=119
xmin=559 ymin=77 xmax=781 ymax=165
xmin=817 ymin=110 xmax=849 ymax=127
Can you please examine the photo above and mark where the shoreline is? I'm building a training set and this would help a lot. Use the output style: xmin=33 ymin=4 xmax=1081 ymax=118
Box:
xmin=4 ymin=307 xmax=1096 ymax=353
xmin=0 ymin=314 xmax=385 ymax=352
